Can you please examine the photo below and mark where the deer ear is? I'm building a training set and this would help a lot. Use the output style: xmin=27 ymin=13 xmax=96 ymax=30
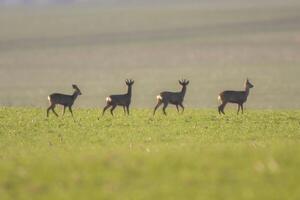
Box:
xmin=186 ymin=80 xmax=189 ymax=85
xmin=179 ymin=80 xmax=182 ymax=85
xmin=72 ymin=84 xmax=80 ymax=91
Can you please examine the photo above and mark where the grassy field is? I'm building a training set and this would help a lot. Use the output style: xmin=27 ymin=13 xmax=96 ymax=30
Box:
xmin=0 ymin=107 xmax=300 ymax=199
xmin=1 ymin=1 xmax=300 ymax=199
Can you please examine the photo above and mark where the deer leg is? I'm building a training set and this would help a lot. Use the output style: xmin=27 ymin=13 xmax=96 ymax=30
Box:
xmin=51 ymin=105 xmax=59 ymax=117
xmin=102 ymin=104 xmax=111 ymax=116
xmin=222 ymin=103 xmax=227 ymax=115
xmin=153 ymin=101 xmax=162 ymax=116
xmin=218 ymin=103 xmax=225 ymax=115
xmin=241 ymin=104 xmax=244 ymax=114
xmin=110 ymin=104 xmax=117 ymax=116
xmin=237 ymin=104 xmax=240 ymax=115
xmin=122 ymin=106 xmax=126 ymax=115
xmin=126 ymin=105 xmax=130 ymax=115
xmin=68 ymin=106 xmax=74 ymax=118
xmin=62 ymin=106 xmax=66 ymax=116
xmin=218 ymin=105 xmax=222 ymax=115
xmin=162 ymin=103 xmax=168 ymax=115
xmin=179 ymin=103 xmax=185 ymax=113
xmin=47 ymin=105 xmax=53 ymax=117
xmin=219 ymin=102 xmax=226 ymax=115
xmin=176 ymin=105 xmax=179 ymax=113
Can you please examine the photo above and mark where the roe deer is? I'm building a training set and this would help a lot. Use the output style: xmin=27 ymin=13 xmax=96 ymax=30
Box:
xmin=47 ymin=84 xmax=82 ymax=118
xmin=102 ymin=79 xmax=134 ymax=116
xmin=218 ymin=79 xmax=254 ymax=115
xmin=153 ymin=79 xmax=189 ymax=116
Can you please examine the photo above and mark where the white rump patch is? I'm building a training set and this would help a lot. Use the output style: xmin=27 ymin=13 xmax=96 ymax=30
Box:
xmin=156 ymin=95 xmax=163 ymax=101
xmin=218 ymin=95 xmax=221 ymax=102
xmin=47 ymin=96 xmax=51 ymax=101
xmin=106 ymin=97 xmax=112 ymax=102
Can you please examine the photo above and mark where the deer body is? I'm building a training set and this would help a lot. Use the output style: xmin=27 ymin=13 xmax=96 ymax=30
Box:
xmin=153 ymin=79 xmax=189 ymax=115
xmin=48 ymin=92 xmax=79 ymax=106
xmin=218 ymin=79 xmax=254 ymax=115
xmin=159 ymin=91 xmax=186 ymax=105
xmin=47 ymin=84 xmax=82 ymax=118
xmin=102 ymin=79 xmax=134 ymax=116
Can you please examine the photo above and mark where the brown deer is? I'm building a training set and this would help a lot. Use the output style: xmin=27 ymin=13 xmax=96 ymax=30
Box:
xmin=218 ymin=79 xmax=254 ymax=115
xmin=102 ymin=79 xmax=134 ymax=116
xmin=47 ymin=84 xmax=82 ymax=118
xmin=153 ymin=79 xmax=189 ymax=116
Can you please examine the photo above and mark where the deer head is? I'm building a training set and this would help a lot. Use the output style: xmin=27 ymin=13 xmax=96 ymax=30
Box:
xmin=179 ymin=79 xmax=189 ymax=86
xmin=245 ymin=78 xmax=254 ymax=89
xmin=72 ymin=84 xmax=82 ymax=95
xmin=125 ymin=79 xmax=134 ymax=86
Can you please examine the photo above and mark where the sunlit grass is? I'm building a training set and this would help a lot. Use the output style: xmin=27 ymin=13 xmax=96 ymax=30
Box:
xmin=0 ymin=107 xmax=300 ymax=199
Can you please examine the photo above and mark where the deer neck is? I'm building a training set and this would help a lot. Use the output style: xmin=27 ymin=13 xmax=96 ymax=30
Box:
xmin=127 ymin=86 xmax=132 ymax=97
xmin=245 ymin=86 xmax=250 ymax=97
xmin=72 ymin=91 xmax=79 ymax=100
xmin=181 ymin=86 xmax=187 ymax=97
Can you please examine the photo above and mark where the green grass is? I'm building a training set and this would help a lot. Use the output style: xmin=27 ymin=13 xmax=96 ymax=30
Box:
xmin=1 ymin=107 xmax=300 ymax=199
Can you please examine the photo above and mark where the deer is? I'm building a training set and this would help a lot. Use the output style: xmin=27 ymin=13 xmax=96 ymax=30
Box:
xmin=102 ymin=79 xmax=134 ymax=116
xmin=153 ymin=79 xmax=189 ymax=116
xmin=218 ymin=79 xmax=254 ymax=115
xmin=47 ymin=84 xmax=82 ymax=118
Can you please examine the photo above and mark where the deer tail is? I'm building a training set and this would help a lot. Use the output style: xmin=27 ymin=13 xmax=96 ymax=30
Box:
xmin=47 ymin=96 xmax=52 ymax=104
xmin=218 ymin=95 xmax=222 ymax=102
xmin=156 ymin=95 xmax=163 ymax=102
xmin=106 ymin=97 xmax=112 ymax=103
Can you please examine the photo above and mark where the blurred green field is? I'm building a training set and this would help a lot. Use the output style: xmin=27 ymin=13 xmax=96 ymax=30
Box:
xmin=0 ymin=107 xmax=300 ymax=199
xmin=0 ymin=1 xmax=300 ymax=108
xmin=1 ymin=1 xmax=300 ymax=199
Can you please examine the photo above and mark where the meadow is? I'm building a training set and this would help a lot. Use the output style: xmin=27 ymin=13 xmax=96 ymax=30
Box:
xmin=1 ymin=107 xmax=300 ymax=199
xmin=1 ymin=0 xmax=300 ymax=199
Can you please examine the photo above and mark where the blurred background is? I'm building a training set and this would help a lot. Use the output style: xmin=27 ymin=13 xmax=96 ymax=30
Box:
xmin=0 ymin=0 xmax=300 ymax=108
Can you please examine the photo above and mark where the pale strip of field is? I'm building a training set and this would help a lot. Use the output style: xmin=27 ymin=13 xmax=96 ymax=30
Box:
xmin=0 ymin=2 xmax=300 ymax=108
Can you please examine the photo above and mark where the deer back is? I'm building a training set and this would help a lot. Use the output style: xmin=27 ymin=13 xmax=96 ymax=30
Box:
xmin=108 ymin=94 xmax=131 ymax=106
xmin=48 ymin=84 xmax=82 ymax=106
xmin=49 ymin=93 xmax=75 ymax=106
xmin=220 ymin=90 xmax=248 ymax=104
